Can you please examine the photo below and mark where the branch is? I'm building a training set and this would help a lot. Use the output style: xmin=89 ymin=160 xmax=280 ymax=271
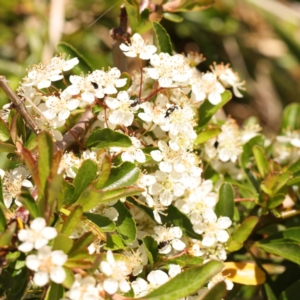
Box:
xmin=0 ymin=76 xmax=41 ymax=134
xmin=55 ymin=107 xmax=96 ymax=152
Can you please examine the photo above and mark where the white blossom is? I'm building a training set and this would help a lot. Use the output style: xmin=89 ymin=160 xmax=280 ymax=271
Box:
xmin=18 ymin=217 xmax=57 ymax=252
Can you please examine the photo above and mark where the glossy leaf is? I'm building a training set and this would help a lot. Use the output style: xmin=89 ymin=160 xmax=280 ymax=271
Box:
xmin=73 ymin=186 xmax=104 ymax=212
xmin=102 ymin=162 xmax=140 ymax=190
xmin=280 ymin=103 xmax=300 ymax=132
xmin=166 ymin=254 xmax=204 ymax=268
xmin=0 ymin=141 xmax=16 ymax=153
xmin=93 ymin=153 xmax=111 ymax=189
xmin=18 ymin=191 xmax=40 ymax=219
xmin=57 ymin=42 xmax=93 ymax=74
xmin=0 ymin=117 xmax=10 ymax=142
xmin=61 ymin=205 xmax=83 ymax=236
xmin=228 ymin=216 xmax=258 ymax=252
xmin=84 ymin=213 xmax=115 ymax=232
xmin=101 ymin=186 xmax=144 ymax=202
xmin=52 ymin=233 xmax=73 ymax=253
xmin=163 ymin=13 xmax=183 ymax=23
xmin=114 ymin=201 xmax=136 ymax=244
xmin=152 ymin=22 xmax=173 ymax=55
xmin=223 ymin=262 xmax=266 ymax=285
xmin=198 ymin=91 xmax=232 ymax=128
xmin=253 ymin=145 xmax=270 ymax=178
xmin=194 ymin=127 xmax=221 ymax=144
xmin=104 ymin=234 xmax=126 ymax=250
xmin=45 ymin=282 xmax=64 ymax=300
xmin=142 ymin=261 xmax=224 ymax=300
xmin=215 ymin=182 xmax=234 ymax=219
xmin=86 ymin=128 xmax=132 ymax=149
xmin=199 ymin=281 xmax=226 ymax=300
xmin=143 ymin=236 xmax=158 ymax=264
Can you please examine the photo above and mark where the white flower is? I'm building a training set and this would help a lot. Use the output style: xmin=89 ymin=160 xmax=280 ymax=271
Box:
xmin=277 ymin=130 xmax=300 ymax=148
xmin=191 ymin=73 xmax=225 ymax=104
xmin=51 ymin=55 xmax=79 ymax=72
xmin=120 ymin=33 xmax=157 ymax=60
xmin=18 ymin=217 xmax=57 ymax=252
xmin=58 ymin=152 xmax=82 ymax=178
xmin=26 ymin=246 xmax=67 ymax=286
xmin=106 ymin=91 xmax=136 ymax=127
xmin=121 ymin=137 xmax=146 ymax=163
xmin=126 ymin=244 xmax=148 ymax=276
xmin=132 ymin=277 xmax=150 ymax=297
xmin=0 ymin=166 xmax=33 ymax=208
xmin=153 ymin=226 xmax=186 ymax=254
xmin=65 ymin=274 xmax=104 ymax=300
xmin=147 ymin=270 xmax=169 ymax=286
xmin=100 ymin=250 xmax=131 ymax=294
xmin=168 ymin=264 xmax=181 ymax=278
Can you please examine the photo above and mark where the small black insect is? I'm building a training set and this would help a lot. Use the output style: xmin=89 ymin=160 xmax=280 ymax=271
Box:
xmin=158 ymin=240 xmax=171 ymax=250
xmin=130 ymin=98 xmax=140 ymax=107
xmin=165 ymin=105 xmax=178 ymax=118
xmin=91 ymin=81 xmax=99 ymax=89
xmin=214 ymin=140 xmax=219 ymax=149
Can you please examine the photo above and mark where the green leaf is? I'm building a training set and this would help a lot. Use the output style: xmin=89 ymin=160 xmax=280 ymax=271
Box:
xmin=114 ymin=201 xmax=136 ymax=244
xmin=228 ymin=216 xmax=258 ymax=252
xmin=52 ymin=233 xmax=73 ymax=253
xmin=69 ymin=232 xmax=94 ymax=255
xmin=194 ymin=127 xmax=221 ymax=144
xmin=287 ymin=176 xmax=300 ymax=186
xmin=84 ymin=213 xmax=115 ymax=232
xmin=262 ymin=282 xmax=278 ymax=300
xmin=164 ymin=0 xmax=215 ymax=12
xmin=61 ymin=205 xmax=83 ymax=236
xmin=143 ymin=236 xmax=158 ymax=264
xmin=70 ymin=159 xmax=98 ymax=203
xmin=0 ymin=222 xmax=16 ymax=247
xmin=288 ymin=159 xmax=300 ymax=174
xmin=163 ymin=13 xmax=183 ymax=23
xmin=124 ymin=1 xmax=140 ymax=33
xmin=45 ymin=282 xmax=64 ymax=300
xmin=0 ymin=204 xmax=6 ymax=232
xmin=86 ymin=128 xmax=132 ymax=149
xmin=73 ymin=186 xmax=104 ymax=212
xmin=104 ymin=234 xmax=126 ymax=250
xmin=22 ymin=147 xmax=41 ymax=190
xmin=215 ymin=182 xmax=234 ymax=219
xmin=62 ymin=267 xmax=74 ymax=289
xmin=152 ymin=22 xmax=173 ymax=55
xmin=166 ymin=254 xmax=204 ymax=268
xmin=267 ymin=194 xmax=286 ymax=209
xmin=18 ymin=191 xmax=41 ymax=219
xmin=199 ymin=281 xmax=226 ymax=300
xmin=0 ymin=117 xmax=10 ymax=142
xmin=93 ymin=154 xmax=111 ymax=189
xmin=240 ymin=135 xmax=265 ymax=170
xmin=261 ymin=172 xmax=291 ymax=198
xmin=0 ymin=141 xmax=16 ymax=153
xmin=198 ymin=91 xmax=232 ymax=128
xmin=280 ymin=103 xmax=300 ymax=132
xmin=102 ymin=162 xmax=140 ymax=190
xmin=142 ymin=261 xmax=224 ymax=300
xmin=101 ymin=186 xmax=143 ymax=202
xmin=279 ymin=279 xmax=300 ymax=300
xmin=253 ymin=145 xmax=270 ymax=178
xmin=57 ymin=42 xmax=93 ymax=74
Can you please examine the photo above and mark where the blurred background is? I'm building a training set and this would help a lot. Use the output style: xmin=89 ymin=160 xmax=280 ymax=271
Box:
xmin=1 ymin=0 xmax=300 ymax=134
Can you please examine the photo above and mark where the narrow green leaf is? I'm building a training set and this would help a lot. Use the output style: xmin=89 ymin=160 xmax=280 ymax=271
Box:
xmin=199 ymin=281 xmax=226 ymax=300
xmin=0 ymin=117 xmax=11 ymax=142
xmin=194 ymin=128 xmax=221 ymax=144
xmin=101 ymin=186 xmax=144 ymax=202
xmin=228 ymin=216 xmax=258 ymax=252
xmin=22 ymin=147 xmax=41 ymax=190
xmin=52 ymin=233 xmax=73 ymax=253
xmin=104 ymin=234 xmax=126 ymax=250
xmin=69 ymin=232 xmax=94 ymax=255
xmin=268 ymin=194 xmax=285 ymax=209
xmin=143 ymin=236 xmax=158 ymax=264
xmin=166 ymin=254 xmax=204 ymax=268
xmin=163 ymin=13 xmax=183 ymax=23
xmin=280 ymin=103 xmax=300 ymax=132
xmin=279 ymin=279 xmax=300 ymax=300
xmin=18 ymin=191 xmax=41 ymax=219
xmin=198 ymin=91 xmax=232 ymax=128
xmin=102 ymin=162 xmax=140 ymax=190
xmin=86 ymin=128 xmax=132 ymax=149
xmin=37 ymin=132 xmax=54 ymax=192
xmin=0 ymin=141 xmax=16 ymax=153
xmin=45 ymin=282 xmax=64 ymax=300
xmin=288 ymin=159 xmax=300 ymax=174
xmin=62 ymin=267 xmax=75 ymax=289
xmin=93 ymin=154 xmax=111 ymax=189
xmin=73 ymin=186 xmax=104 ymax=212
xmin=253 ymin=145 xmax=270 ymax=178
xmin=0 ymin=222 xmax=16 ymax=247
xmin=114 ymin=201 xmax=136 ymax=244
xmin=61 ymin=205 xmax=83 ymax=236
xmin=71 ymin=159 xmax=98 ymax=203
xmin=124 ymin=1 xmax=140 ymax=33
xmin=142 ymin=261 xmax=224 ymax=300
xmin=287 ymin=176 xmax=300 ymax=186
xmin=152 ymin=22 xmax=173 ymax=55
xmin=260 ymin=227 xmax=300 ymax=242
xmin=0 ymin=204 xmax=6 ymax=232
xmin=215 ymin=182 xmax=234 ymax=219
xmin=262 ymin=282 xmax=278 ymax=300
xmin=57 ymin=42 xmax=93 ymax=74
xmin=84 ymin=213 xmax=116 ymax=232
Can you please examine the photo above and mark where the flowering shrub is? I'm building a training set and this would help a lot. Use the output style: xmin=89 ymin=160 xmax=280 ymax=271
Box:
xmin=0 ymin=1 xmax=300 ymax=300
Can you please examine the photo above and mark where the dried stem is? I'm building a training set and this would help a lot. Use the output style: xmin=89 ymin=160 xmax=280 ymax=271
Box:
xmin=0 ymin=76 xmax=41 ymax=134
xmin=55 ymin=107 xmax=96 ymax=152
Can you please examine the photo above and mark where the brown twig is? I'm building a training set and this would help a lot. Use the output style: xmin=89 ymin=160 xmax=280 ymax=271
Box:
xmin=55 ymin=107 xmax=96 ymax=152
xmin=0 ymin=76 xmax=41 ymax=134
